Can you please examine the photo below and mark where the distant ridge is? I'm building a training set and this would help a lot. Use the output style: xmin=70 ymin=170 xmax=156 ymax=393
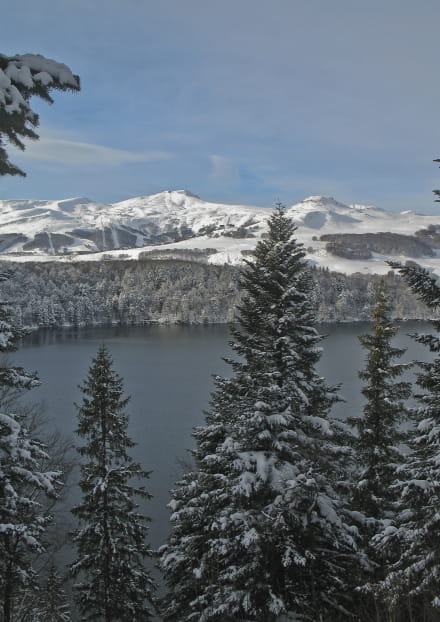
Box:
xmin=0 ymin=191 xmax=439 ymax=276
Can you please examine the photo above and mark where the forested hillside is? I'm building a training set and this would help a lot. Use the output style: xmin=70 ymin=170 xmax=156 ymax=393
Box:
xmin=0 ymin=258 xmax=436 ymax=328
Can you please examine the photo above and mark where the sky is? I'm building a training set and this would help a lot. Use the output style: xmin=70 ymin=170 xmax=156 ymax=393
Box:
xmin=2 ymin=0 xmax=440 ymax=214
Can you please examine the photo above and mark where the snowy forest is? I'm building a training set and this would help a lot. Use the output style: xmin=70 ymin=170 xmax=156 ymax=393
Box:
xmin=0 ymin=257 xmax=436 ymax=329
xmin=2 ymin=206 xmax=440 ymax=621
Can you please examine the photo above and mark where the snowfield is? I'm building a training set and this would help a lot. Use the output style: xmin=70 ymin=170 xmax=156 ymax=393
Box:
xmin=0 ymin=191 xmax=439 ymax=275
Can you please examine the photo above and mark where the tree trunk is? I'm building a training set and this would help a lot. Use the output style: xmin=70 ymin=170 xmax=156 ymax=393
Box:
xmin=101 ymin=398 xmax=110 ymax=622
xmin=3 ymin=564 xmax=12 ymax=622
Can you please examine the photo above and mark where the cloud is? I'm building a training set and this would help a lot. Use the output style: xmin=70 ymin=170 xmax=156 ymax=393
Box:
xmin=209 ymin=155 xmax=241 ymax=186
xmin=12 ymin=136 xmax=173 ymax=167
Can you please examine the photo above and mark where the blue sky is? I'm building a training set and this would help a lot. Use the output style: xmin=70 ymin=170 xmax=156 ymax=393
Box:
xmin=2 ymin=0 xmax=440 ymax=213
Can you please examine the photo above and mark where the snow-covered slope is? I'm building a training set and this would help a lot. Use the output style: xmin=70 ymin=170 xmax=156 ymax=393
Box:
xmin=286 ymin=195 xmax=433 ymax=235
xmin=0 ymin=191 xmax=439 ymax=275
xmin=0 ymin=190 xmax=268 ymax=255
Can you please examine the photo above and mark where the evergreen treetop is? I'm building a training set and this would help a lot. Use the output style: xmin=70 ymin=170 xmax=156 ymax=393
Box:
xmin=351 ymin=282 xmax=411 ymax=522
xmin=71 ymin=345 xmax=155 ymax=621
xmin=162 ymin=205 xmax=359 ymax=622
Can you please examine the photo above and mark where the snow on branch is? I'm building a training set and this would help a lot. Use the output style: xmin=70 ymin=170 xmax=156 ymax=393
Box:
xmin=0 ymin=53 xmax=79 ymax=111
xmin=388 ymin=260 xmax=440 ymax=309
xmin=0 ymin=52 xmax=80 ymax=177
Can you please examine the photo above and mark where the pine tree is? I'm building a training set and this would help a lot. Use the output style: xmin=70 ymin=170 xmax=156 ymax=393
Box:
xmin=348 ymin=283 xmax=412 ymax=619
xmin=0 ymin=281 xmax=39 ymax=391
xmin=71 ymin=345 xmax=155 ymax=621
xmin=0 ymin=52 xmax=80 ymax=177
xmin=0 ymin=273 xmax=59 ymax=622
xmin=0 ymin=413 xmax=60 ymax=622
xmin=161 ymin=206 xmax=359 ymax=621
xmin=375 ymin=262 xmax=440 ymax=615
xmin=351 ymin=282 xmax=411 ymax=524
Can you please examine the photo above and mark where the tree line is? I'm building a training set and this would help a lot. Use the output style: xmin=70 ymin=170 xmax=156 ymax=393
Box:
xmin=1 ymin=207 xmax=440 ymax=621
xmin=0 ymin=256 xmax=436 ymax=330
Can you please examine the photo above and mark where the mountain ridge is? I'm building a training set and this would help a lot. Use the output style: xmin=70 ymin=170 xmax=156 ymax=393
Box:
xmin=0 ymin=191 xmax=439 ymax=275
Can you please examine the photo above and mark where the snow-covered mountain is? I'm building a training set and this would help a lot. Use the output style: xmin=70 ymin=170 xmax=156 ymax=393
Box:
xmin=0 ymin=190 xmax=268 ymax=254
xmin=0 ymin=190 xmax=439 ymax=275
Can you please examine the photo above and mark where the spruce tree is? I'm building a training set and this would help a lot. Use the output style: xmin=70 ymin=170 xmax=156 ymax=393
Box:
xmin=351 ymin=282 xmax=411 ymax=523
xmin=71 ymin=345 xmax=155 ymax=621
xmin=348 ymin=284 xmax=412 ymax=619
xmin=161 ymin=206 xmax=358 ymax=621
xmin=0 ymin=274 xmax=58 ymax=622
xmin=0 ymin=412 xmax=60 ymax=622
xmin=376 ymin=262 xmax=440 ymax=615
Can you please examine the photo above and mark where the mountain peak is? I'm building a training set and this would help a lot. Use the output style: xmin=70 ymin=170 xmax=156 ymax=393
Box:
xmin=303 ymin=195 xmax=336 ymax=202
xmin=301 ymin=195 xmax=348 ymax=208
xmin=0 ymin=191 xmax=439 ymax=278
xmin=58 ymin=197 xmax=93 ymax=208
xmin=172 ymin=189 xmax=200 ymax=198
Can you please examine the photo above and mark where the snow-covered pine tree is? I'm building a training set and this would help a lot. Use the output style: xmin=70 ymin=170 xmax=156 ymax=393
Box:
xmin=348 ymin=283 xmax=412 ymax=619
xmin=0 ymin=273 xmax=59 ymax=622
xmin=0 ymin=279 xmax=39 ymax=391
xmin=71 ymin=345 xmax=155 ymax=621
xmin=0 ymin=52 xmax=80 ymax=177
xmin=161 ymin=205 xmax=359 ymax=622
xmin=351 ymin=282 xmax=411 ymax=524
xmin=374 ymin=262 xmax=440 ymax=616
xmin=0 ymin=412 xmax=60 ymax=622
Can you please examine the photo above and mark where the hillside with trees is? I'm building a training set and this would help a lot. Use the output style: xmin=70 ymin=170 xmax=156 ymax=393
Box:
xmin=0 ymin=258 xmax=436 ymax=329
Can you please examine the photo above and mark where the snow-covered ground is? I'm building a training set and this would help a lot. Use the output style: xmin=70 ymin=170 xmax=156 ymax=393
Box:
xmin=0 ymin=191 xmax=439 ymax=276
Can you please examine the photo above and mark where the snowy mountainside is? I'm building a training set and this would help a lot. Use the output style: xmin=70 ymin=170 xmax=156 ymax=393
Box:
xmin=0 ymin=190 xmax=268 ymax=256
xmin=0 ymin=190 xmax=439 ymax=275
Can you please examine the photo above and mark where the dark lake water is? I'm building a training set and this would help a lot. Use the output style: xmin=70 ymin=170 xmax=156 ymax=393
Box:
xmin=11 ymin=321 xmax=433 ymax=553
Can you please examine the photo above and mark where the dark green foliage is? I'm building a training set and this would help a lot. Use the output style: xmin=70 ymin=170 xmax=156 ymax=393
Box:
xmin=347 ymin=284 xmax=412 ymax=620
xmin=351 ymin=283 xmax=411 ymax=522
xmin=0 ymin=272 xmax=57 ymax=622
xmin=388 ymin=260 xmax=440 ymax=309
xmin=161 ymin=206 xmax=358 ymax=621
xmin=71 ymin=345 xmax=155 ymax=621
xmin=0 ymin=270 xmax=38 ymax=388
xmin=376 ymin=262 xmax=440 ymax=616
xmin=0 ymin=411 xmax=60 ymax=622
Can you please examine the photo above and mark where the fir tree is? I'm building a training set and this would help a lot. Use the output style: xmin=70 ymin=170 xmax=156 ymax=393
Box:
xmin=375 ymin=262 xmax=440 ymax=616
xmin=348 ymin=283 xmax=412 ymax=620
xmin=0 ymin=412 xmax=60 ymax=622
xmin=0 ymin=273 xmax=58 ymax=622
xmin=351 ymin=282 xmax=411 ymax=523
xmin=161 ymin=206 xmax=359 ymax=621
xmin=0 ymin=53 xmax=80 ymax=177
xmin=0 ymin=275 xmax=39 ymax=391
xmin=71 ymin=345 xmax=155 ymax=621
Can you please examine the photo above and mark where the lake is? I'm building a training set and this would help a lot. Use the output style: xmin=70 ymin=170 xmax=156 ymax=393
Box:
xmin=11 ymin=321 xmax=432 ymax=552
